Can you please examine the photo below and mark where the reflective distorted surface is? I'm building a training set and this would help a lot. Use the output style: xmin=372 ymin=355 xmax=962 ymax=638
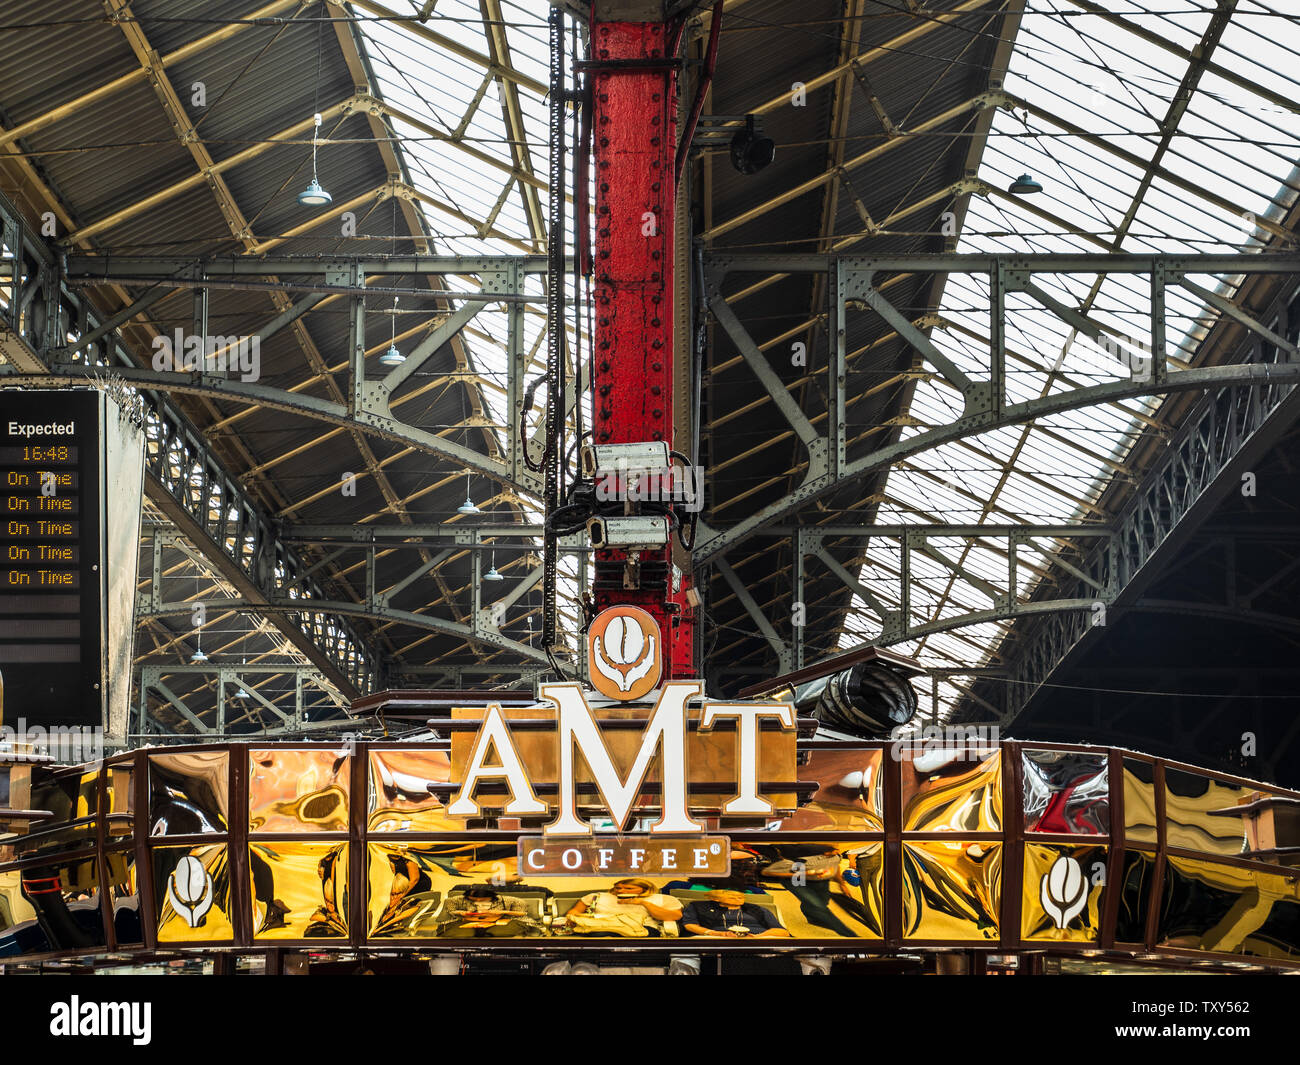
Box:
xmin=1021 ymin=843 xmax=1106 ymax=942
xmin=1122 ymin=758 xmax=1158 ymax=845
xmin=0 ymin=742 xmax=1296 ymax=965
xmin=1114 ymin=848 xmax=1156 ymax=945
xmin=106 ymin=763 xmax=134 ymax=838
xmin=12 ymin=770 xmax=97 ymax=859
xmin=250 ymin=841 xmax=348 ymax=939
xmin=901 ymin=749 xmax=1001 ymax=832
xmin=367 ymin=839 xmax=883 ymax=940
xmin=368 ymin=749 xmax=455 ymax=832
xmin=0 ymin=856 xmax=106 ymax=955
xmin=154 ymin=844 xmax=233 ymax=943
xmin=1023 ymin=750 xmax=1108 ymax=834
xmin=1162 ymin=769 xmax=1300 ymax=866
xmin=107 ymin=849 xmax=142 ymax=947
xmin=249 ymin=749 xmax=349 ymax=833
xmin=150 ymin=751 xmax=228 ymax=835
xmin=1158 ymin=855 xmax=1300 ymax=960
xmin=902 ymin=841 xmax=1002 ymax=940
xmin=779 ymin=749 xmax=884 ymax=831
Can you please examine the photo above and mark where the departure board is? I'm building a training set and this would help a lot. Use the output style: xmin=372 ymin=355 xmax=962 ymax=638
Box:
xmin=0 ymin=392 xmax=102 ymax=726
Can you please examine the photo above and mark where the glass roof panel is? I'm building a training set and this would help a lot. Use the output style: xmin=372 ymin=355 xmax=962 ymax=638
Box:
xmin=840 ymin=0 xmax=1300 ymax=722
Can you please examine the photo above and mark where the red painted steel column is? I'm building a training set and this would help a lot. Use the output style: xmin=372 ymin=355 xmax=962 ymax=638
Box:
xmin=588 ymin=8 xmax=695 ymax=677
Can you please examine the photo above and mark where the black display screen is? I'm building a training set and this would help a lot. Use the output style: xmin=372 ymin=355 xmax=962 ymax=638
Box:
xmin=0 ymin=391 xmax=102 ymax=726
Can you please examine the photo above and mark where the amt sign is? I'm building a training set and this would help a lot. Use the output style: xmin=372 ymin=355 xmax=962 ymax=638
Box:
xmin=447 ymin=681 xmax=797 ymax=835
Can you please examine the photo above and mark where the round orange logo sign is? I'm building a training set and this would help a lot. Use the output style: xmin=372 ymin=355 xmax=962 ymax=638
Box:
xmin=587 ymin=605 xmax=663 ymax=701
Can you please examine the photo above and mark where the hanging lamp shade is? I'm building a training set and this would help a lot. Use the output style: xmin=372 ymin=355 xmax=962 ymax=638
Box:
xmin=297 ymin=178 xmax=332 ymax=206
xmin=379 ymin=343 xmax=405 ymax=367
xmin=1008 ymin=173 xmax=1043 ymax=195
xmin=456 ymin=472 xmax=479 ymax=515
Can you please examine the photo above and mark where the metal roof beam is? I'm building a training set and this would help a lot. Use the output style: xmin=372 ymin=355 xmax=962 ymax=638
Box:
xmin=480 ymin=0 xmax=547 ymax=249
xmin=141 ymin=596 xmax=547 ymax=664
xmin=0 ymin=184 xmax=382 ymax=697
xmin=986 ymin=278 xmax=1300 ymax=726
xmin=60 ymin=97 xmax=358 ymax=245
xmin=695 ymin=252 xmax=1300 ymax=565
xmin=702 ymin=93 xmax=1002 ymax=241
xmin=737 ymin=0 xmax=999 ymax=118
xmin=103 ymin=7 xmax=473 ymax=657
xmin=1006 ymin=91 xmax=1297 ymax=247
xmin=0 ymin=0 xmax=303 ymax=153
xmin=1061 ymin=0 xmax=1300 ymax=117
xmin=346 ymin=0 xmax=548 ymax=95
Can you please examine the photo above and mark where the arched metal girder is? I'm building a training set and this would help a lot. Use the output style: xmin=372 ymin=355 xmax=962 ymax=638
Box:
xmin=695 ymin=252 xmax=1300 ymax=564
xmin=8 ymin=364 xmax=536 ymax=492
xmin=30 ymin=254 xmax=554 ymax=496
xmin=711 ymin=523 xmax=1114 ymax=674
xmin=139 ymin=598 xmax=550 ymax=666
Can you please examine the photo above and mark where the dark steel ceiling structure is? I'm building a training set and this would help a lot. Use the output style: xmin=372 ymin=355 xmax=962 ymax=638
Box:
xmin=696 ymin=0 xmax=1020 ymax=692
xmin=0 ymin=0 xmax=1296 ymax=754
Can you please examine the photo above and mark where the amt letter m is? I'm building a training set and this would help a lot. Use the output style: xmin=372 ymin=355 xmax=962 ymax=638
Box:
xmin=543 ymin=681 xmax=703 ymax=836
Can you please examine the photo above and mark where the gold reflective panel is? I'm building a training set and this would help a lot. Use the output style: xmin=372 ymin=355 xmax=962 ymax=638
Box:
xmin=902 ymin=749 xmax=1001 ymax=832
xmin=0 ymin=857 xmax=106 ymax=954
xmin=780 ymin=749 xmax=884 ymax=831
xmin=848 ymin=842 xmax=885 ymax=938
xmin=1158 ymin=855 xmax=1300 ymax=960
xmin=902 ymin=841 xmax=1002 ymax=941
xmin=249 ymin=749 xmax=350 ymax=833
xmin=1122 ymin=758 xmax=1158 ymax=845
xmin=0 ymin=867 xmax=28 ymax=951
xmin=722 ymin=842 xmax=881 ymax=937
xmin=1021 ymin=843 xmax=1106 ymax=943
xmin=1164 ymin=769 xmax=1272 ymax=859
xmin=1115 ymin=849 xmax=1156 ymax=945
xmin=154 ymin=843 xmax=233 ymax=943
xmin=250 ymin=841 xmax=348 ymax=939
xmin=149 ymin=751 xmax=229 ymax=835
xmin=106 ymin=764 xmax=133 ymax=838
xmin=1022 ymin=750 xmax=1108 ymax=834
xmin=106 ymin=849 xmax=142 ymax=946
xmin=368 ymin=843 xmax=456 ymax=936
xmin=22 ymin=771 xmax=93 ymax=856
xmin=365 ymin=840 xmax=881 ymax=940
xmin=368 ymin=748 xmax=457 ymax=832
xmin=75 ymin=770 xmax=98 ymax=819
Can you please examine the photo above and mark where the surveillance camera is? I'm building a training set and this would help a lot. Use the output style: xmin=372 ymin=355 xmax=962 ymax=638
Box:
xmin=730 ymin=115 xmax=775 ymax=175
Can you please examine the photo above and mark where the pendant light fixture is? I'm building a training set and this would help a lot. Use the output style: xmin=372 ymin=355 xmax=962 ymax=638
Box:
xmin=1008 ymin=173 xmax=1043 ymax=196
xmin=235 ymin=631 xmax=251 ymax=699
xmin=190 ymin=574 xmax=207 ymax=661
xmin=484 ymin=550 xmax=504 ymax=581
xmin=379 ymin=295 xmax=404 ymax=366
xmin=456 ymin=472 xmax=480 ymax=515
xmin=379 ymin=200 xmax=404 ymax=364
xmin=297 ymin=17 xmax=332 ymax=207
